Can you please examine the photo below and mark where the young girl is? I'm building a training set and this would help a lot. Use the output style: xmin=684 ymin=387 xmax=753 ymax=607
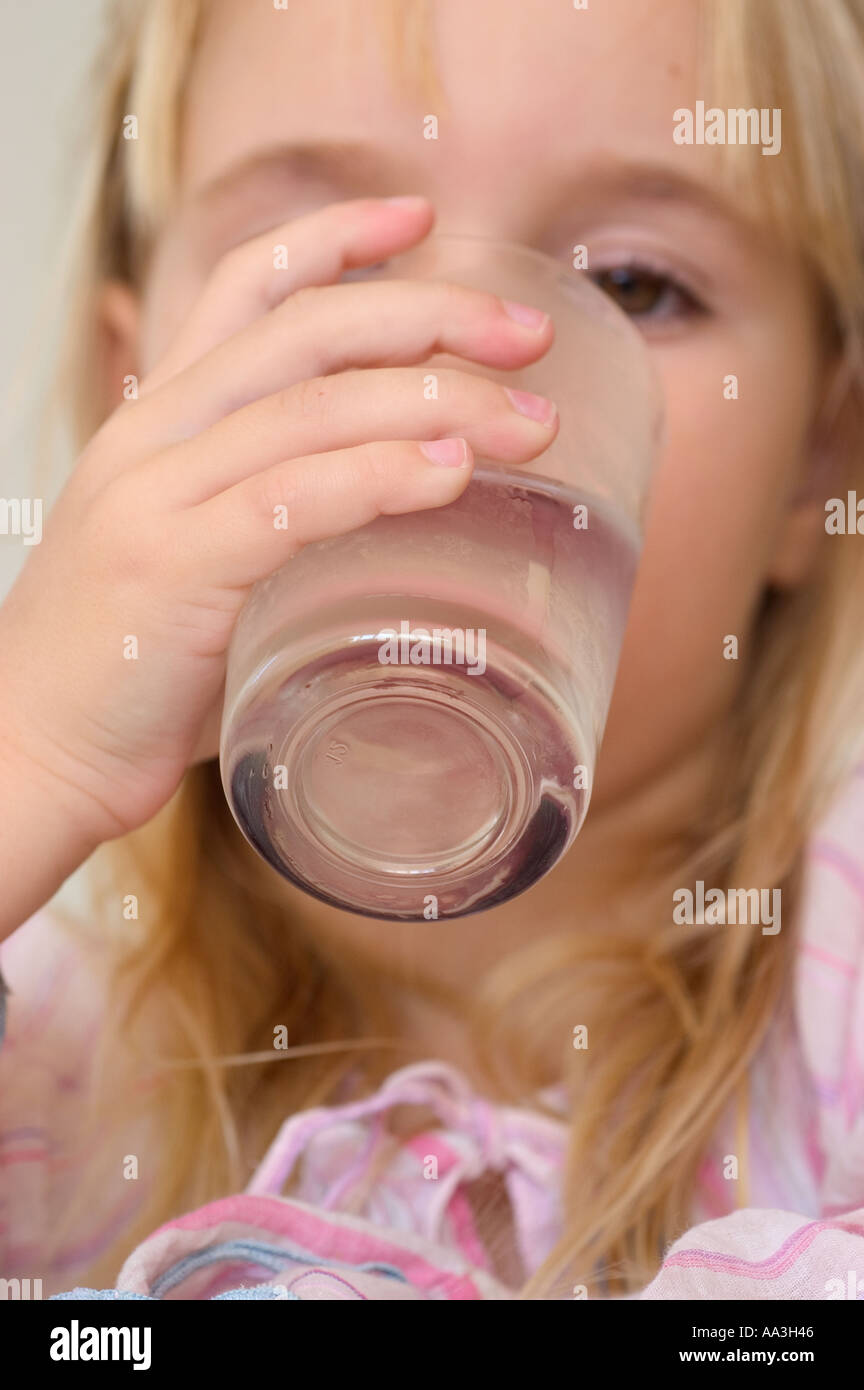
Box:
xmin=1 ymin=0 xmax=863 ymax=1301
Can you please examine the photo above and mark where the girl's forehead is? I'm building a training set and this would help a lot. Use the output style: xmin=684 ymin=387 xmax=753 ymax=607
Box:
xmin=181 ymin=0 xmax=706 ymax=197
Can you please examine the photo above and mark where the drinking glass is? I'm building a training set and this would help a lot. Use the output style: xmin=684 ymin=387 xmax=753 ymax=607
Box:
xmin=220 ymin=234 xmax=663 ymax=919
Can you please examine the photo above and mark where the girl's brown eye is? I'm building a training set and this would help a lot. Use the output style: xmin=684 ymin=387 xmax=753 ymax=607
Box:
xmin=590 ymin=266 xmax=701 ymax=322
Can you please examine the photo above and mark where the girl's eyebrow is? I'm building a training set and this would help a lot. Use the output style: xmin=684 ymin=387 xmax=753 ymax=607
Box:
xmin=557 ymin=158 xmax=763 ymax=232
xmin=193 ymin=139 xmax=407 ymax=205
xmin=193 ymin=141 xmax=763 ymax=241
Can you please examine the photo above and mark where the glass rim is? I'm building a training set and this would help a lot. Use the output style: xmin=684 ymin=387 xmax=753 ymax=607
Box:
xmin=361 ymin=230 xmax=657 ymax=351
xmin=383 ymin=229 xmax=580 ymax=283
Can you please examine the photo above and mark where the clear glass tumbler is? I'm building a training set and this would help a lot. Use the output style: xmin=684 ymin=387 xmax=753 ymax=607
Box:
xmin=220 ymin=234 xmax=663 ymax=920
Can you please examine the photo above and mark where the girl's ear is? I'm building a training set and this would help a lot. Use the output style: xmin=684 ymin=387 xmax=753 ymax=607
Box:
xmin=766 ymin=351 xmax=859 ymax=589
xmin=94 ymin=280 xmax=141 ymax=418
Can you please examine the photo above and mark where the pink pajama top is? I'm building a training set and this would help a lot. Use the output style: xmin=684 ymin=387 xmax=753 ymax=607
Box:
xmin=2 ymin=764 xmax=864 ymax=1301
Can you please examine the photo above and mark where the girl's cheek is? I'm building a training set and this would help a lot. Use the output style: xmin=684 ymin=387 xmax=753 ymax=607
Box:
xmin=618 ymin=344 xmax=799 ymax=706
xmin=652 ymin=334 xmax=803 ymax=550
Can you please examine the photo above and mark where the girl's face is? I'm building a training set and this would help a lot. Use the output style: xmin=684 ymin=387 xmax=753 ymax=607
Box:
xmin=132 ymin=0 xmax=831 ymax=815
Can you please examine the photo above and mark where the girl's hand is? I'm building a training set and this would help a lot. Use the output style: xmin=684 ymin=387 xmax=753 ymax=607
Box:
xmin=0 ymin=196 xmax=557 ymax=849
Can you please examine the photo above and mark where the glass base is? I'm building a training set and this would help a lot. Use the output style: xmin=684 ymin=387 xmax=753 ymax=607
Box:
xmin=222 ymin=639 xmax=587 ymax=920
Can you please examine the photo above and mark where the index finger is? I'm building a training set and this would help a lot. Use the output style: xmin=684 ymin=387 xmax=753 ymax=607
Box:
xmin=140 ymin=196 xmax=435 ymax=394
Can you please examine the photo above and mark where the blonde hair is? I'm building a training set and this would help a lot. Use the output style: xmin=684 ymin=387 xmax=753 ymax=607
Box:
xmin=44 ymin=0 xmax=864 ymax=1297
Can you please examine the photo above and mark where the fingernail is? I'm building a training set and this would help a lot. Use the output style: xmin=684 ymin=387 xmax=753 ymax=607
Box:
xmin=384 ymin=195 xmax=428 ymax=207
xmin=501 ymin=299 xmax=550 ymax=331
xmin=506 ymin=388 xmax=557 ymax=425
xmin=420 ymin=438 xmax=469 ymax=467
